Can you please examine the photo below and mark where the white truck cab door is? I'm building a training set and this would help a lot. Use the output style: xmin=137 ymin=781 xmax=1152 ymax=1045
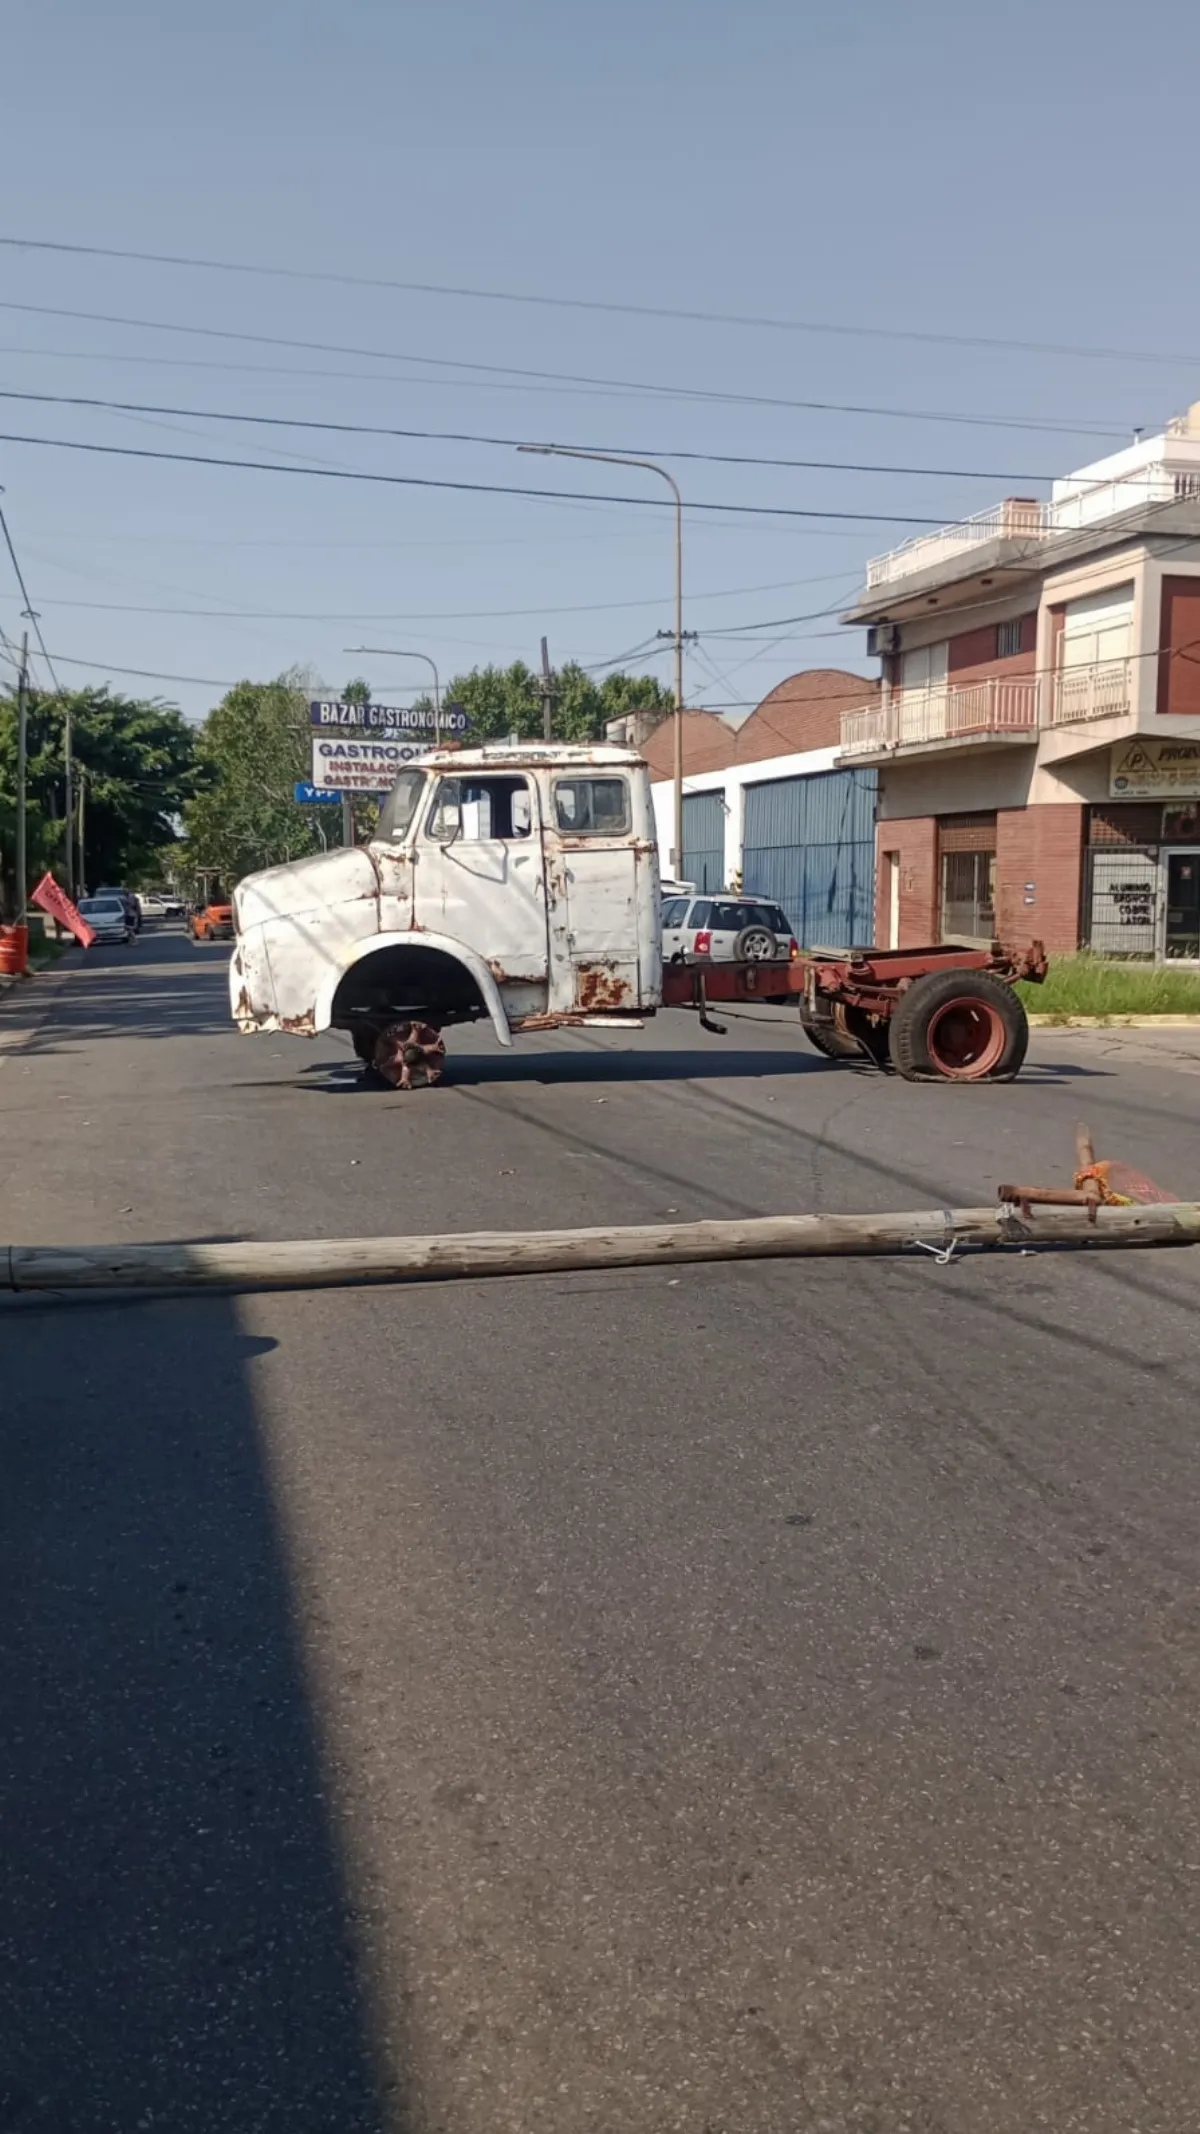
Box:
xmin=415 ymin=771 xmax=549 ymax=980
xmin=546 ymin=770 xmax=656 ymax=1013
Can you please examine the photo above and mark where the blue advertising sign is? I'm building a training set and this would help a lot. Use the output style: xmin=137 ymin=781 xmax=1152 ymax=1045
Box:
xmin=309 ymin=699 xmax=469 ymax=735
xmin=294 ymin=781 xmax=342 ymax=805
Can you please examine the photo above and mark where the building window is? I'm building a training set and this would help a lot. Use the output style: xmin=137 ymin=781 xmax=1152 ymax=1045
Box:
xmin=940 ymin=850 xmax=996 ymax=946
xmin=995 ymin=619 xmax=1022 ymax=659
xmin=1164 ymin=803 xmax=1200 ymax=842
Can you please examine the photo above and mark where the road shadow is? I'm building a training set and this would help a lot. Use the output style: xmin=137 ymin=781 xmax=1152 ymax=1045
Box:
xmin=16 ymin=962 xmax=233 ymax=1051
xmin=0 ymin=1297 xmax=397 ymax=2132
xmin=293 ymin=1046 xmax=856 ymax=1093
xmin=289 ymin=1048 xmax=1111 ymax=1095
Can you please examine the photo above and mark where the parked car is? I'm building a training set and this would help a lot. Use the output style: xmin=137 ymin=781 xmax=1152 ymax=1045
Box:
xmin=137 ymin=890 xmax=184 ymax=920
xmin=77 ymin=895 xmax=133 ymax=945
xmin=661 ymin=892 xmax=797 ymax=963
xmin=96 ymin=885 xmax=142 ymax=933
xmin=190 ymin=897 xmax=234 ymax=943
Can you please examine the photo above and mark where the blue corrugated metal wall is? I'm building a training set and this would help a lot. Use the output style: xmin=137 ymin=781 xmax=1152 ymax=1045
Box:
xmin=681 ymin=790 xmax=726 ymax=892
xmin=742 ymin=769 xmax=878 ymax=949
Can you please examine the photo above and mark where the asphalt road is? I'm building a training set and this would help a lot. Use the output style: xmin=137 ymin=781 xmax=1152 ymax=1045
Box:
xmin=4 ymin=931 xmax=1200 ymax=2134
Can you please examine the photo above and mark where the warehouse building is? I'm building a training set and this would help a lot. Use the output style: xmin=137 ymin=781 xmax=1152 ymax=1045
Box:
xmin=620 ymin=670 xmax=881 ymax=949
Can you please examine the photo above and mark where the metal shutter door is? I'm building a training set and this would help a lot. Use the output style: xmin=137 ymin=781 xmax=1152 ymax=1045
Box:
xmin=742 ymin=769 xmax=877 ymax=949
xmin=681 ymin=791 xmax=725 ymax=893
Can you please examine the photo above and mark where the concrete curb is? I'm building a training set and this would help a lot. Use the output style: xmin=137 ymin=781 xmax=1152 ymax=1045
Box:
xmin=1028 ymin=1012 xmax=1200 ymax=1029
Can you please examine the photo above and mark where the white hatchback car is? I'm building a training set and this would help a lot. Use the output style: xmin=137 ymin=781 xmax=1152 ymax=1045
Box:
xmin=77 ymin=895 xmax=133 ymax=945
xmin=662 ymin=892 xmax=797 ymax=963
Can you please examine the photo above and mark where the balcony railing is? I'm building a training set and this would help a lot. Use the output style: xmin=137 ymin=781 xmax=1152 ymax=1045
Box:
xmin=865 ymin=499 xmax=1047 ymax=590
xmin=839 ymin=676 xmax=1039 ymax=757
xmin=1050 ymin=657 xmax=1132 ymax=725
xmin=865 ymin=443 xmax=1200 ymax=590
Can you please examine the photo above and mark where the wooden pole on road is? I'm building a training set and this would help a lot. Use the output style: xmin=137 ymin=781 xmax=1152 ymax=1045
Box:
xmin=4 ymin=1200 xmax=1199 ymax=1299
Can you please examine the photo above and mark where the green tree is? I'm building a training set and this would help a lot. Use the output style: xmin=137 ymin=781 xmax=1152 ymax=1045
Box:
xmin=0 ymin=684 xmax=199 ymax=909
xmin=440 ymin=660 xmax=671 ymax=744
xmin=181 ymin=670 xmax=331 ymax=886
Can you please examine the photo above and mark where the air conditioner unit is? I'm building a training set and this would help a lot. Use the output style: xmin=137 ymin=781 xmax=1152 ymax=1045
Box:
xmin=867 ymin=622 xmax=901 ymax=658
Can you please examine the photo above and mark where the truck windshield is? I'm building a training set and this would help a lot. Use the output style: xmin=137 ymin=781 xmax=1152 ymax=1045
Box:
xmin=376 ymin=768 xmax=427 ymax=844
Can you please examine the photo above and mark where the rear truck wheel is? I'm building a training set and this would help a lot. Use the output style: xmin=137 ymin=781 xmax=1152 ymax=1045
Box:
xmin=888 ymin=968 xmax=1028 ymax=1084
xmin=799 ymin=1003 xmax=864 ymax=1061
xmin=733 ymin=924 xmax=779 ymax=961
xmin=351 ymin=1024 xmax=382 ymax=1065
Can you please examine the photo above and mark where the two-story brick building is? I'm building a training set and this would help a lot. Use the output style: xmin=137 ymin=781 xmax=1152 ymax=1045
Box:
xmin=837 ymin=402 xmax=1200 ymax=961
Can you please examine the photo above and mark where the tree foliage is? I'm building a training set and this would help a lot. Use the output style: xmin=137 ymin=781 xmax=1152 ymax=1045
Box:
xmin=181 ymin=670 xmax=331 ymax=888
xmin=0 ymin=684 xmax=199 ymax=910
xmin=438 ymin=661 xmax=671 ymax=743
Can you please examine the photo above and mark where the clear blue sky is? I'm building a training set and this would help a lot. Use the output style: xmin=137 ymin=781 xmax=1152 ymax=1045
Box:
xmin=4 ymin=0 xmax=1200 ymax=724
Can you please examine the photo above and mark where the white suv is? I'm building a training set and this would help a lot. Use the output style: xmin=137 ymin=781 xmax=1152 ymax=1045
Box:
xmin=662 ymin=893 xmax=797 ymax=963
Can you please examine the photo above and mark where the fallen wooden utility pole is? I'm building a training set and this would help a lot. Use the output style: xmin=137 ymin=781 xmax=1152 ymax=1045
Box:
xmin=4 ymin=1200 xmax=1200 ymax=1298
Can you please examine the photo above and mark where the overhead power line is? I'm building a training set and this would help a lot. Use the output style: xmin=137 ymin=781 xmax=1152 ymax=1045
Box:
xmin=0 ymin=299 xmax=1134 ymax=438
xmin=0 ymin=386 xmax=1064 ymax=484
xmin=0 ymin=232 xmax=1190 ymax=369
xmin=0 ymin=500 xmax=63 ymax=693
xmin=0 ymin=571 xmax=845 ymax=625
xmin=0 ymin=428 xmax=958 ymax=526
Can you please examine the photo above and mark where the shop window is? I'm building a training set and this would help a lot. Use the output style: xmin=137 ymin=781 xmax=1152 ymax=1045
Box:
xmin=1086 ymin=848 xmax=1158 ymax=958
xmin=940 ymin=850 xmax=996 ymax=946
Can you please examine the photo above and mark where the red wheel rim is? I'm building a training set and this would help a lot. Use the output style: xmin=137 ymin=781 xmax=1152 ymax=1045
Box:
xmin=925 ymin=996 xmax=1007 ymax=1080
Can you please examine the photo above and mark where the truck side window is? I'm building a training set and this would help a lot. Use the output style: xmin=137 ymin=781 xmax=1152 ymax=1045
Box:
xmin=553 ymin=777 xmax=630 ymax=836
xmin=427 ymin=775 xmax=533 ymax=842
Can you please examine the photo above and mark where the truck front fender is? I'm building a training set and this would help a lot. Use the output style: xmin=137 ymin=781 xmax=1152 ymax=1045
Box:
xmin=314 ymin=930 xmax=514 ymax=1047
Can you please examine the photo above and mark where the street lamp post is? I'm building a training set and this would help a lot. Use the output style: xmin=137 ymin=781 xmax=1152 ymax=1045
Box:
xmin=344 ymin=646 xmax=442 ymax=743
xmin=517 ymin=445 xmax=686 ymax=878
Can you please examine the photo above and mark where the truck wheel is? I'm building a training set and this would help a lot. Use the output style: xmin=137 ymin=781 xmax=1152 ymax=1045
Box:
xmin=351 ymin=1025 xmax=382 ymax=1065
xmin=888 ymin=969 xmax=1028 ymax=1083
xmin=799 ymin=1005 xmax=863 ymax=1060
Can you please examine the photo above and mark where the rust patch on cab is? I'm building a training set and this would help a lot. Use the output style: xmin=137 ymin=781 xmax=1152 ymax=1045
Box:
xmin=575 ymin=962 xmax=633 ymax=1013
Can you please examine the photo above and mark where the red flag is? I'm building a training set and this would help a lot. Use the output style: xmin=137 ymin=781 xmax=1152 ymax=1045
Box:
xmin=31 ymin=872 xmax=96 ymax=948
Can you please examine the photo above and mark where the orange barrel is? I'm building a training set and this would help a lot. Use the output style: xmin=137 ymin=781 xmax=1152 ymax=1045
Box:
xmin=0 ymin=924 xmax=29 ymax=975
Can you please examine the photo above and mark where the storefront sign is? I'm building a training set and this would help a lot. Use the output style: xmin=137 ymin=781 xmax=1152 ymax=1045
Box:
xmin=1110 ymin=740 xmax=1200 ymax=798
xmin=309 ymin=700 xmax=469 ymax=734
xmin=310 ymin=734 xmax=426 ymax=794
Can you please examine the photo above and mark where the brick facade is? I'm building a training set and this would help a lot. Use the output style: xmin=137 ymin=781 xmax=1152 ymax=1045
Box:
xmin=875 ymin=817 xmax=938 ymax=944
xmin=948 ymin=612 xmax=1037 ymax=689
xmin=995 ymin=804 xmax=1085 ymax=953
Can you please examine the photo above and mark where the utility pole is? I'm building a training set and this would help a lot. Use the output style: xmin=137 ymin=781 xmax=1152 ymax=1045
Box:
xmin=63 ymin=695 xmax=74 ymax=900
xmin=15 ymin=631 xmax=28 ymax=924
xmin=341 ymin=792 xmax=354 ymax=848
xmin=77 ymin=769 xmax=86 ymax=897
xmin=540 ymin=636 xmax=555 ymax=741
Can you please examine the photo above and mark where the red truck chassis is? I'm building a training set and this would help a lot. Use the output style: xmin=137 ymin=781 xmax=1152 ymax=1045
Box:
xmin=660 ymin=941 xmax=1047 ymax=1083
